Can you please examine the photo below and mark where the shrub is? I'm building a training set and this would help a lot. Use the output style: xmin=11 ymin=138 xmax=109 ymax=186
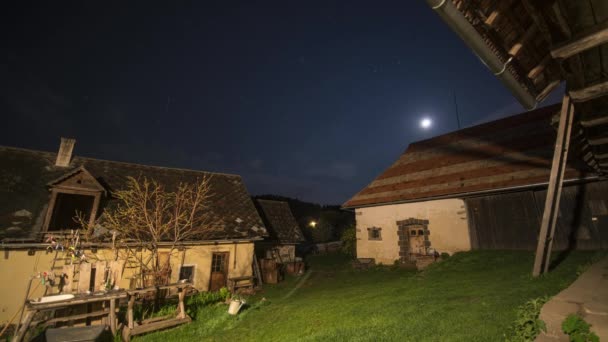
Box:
xmin=340 ymin=226 xmax=356 ymax=257
xmin=562 ymin=314 xmax=599 ymax=342
xmin=505 ymin=296 xmax=549 ymax=342
xmin=440 ymin=252 xmax=450 ymax=259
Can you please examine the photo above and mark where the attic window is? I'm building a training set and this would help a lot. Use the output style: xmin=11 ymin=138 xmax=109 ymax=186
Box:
xmin=48 ymin=193 xmax=95 ymax=231
xmin=367 ymin=227 xmax=382 ymax=241
xmin=43 ymin=167 xmax=104 ymax=234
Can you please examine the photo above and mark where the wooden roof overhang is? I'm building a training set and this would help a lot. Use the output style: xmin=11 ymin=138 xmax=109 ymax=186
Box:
xmin=427 ymin=0 xmax=608 ymax=175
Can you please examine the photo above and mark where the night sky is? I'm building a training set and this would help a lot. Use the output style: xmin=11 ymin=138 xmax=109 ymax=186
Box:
xmin=0 ymin=1 xmax=563 ymax=204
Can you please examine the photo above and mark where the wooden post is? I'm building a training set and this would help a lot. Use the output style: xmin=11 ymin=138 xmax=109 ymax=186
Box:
xmin=177 ymin=288 xmax=186 ymax=319
xmin=128 ymin=294 xmax=135 ymax=329
xmin=78 ymin=263 xmax=92 ymax=293
xmin=532 ymin=95 xmax=575 ymax=277
xmin=13 ymin=310 xmax=35 ymax=342
xmin=94 ymin=261 xmax=107 ymax=292
xmin=109 ymin=298 xmax=117 ymax=335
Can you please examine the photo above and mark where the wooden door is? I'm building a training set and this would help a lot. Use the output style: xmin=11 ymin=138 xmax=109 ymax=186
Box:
xmin=408 ymin=227 xmax=426 ymax=255
xmin=209 ymin=252 xmax=229 ymax=291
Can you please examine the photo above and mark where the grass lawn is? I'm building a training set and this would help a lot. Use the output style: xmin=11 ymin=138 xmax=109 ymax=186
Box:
xmin=138 ymin=250 xmax=602 ymax=342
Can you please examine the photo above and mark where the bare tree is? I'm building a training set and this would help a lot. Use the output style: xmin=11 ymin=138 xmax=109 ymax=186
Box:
xmin=100 ymin=175 xmax=222 ymax=286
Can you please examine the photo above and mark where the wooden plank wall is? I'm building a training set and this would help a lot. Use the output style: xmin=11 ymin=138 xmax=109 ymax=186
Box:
xmin=465 ymin=180 xmax=608 ymax=250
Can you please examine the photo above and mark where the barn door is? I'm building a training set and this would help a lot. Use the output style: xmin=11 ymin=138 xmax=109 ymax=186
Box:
xmin=209 ymin=252 xmax=229 ymax=291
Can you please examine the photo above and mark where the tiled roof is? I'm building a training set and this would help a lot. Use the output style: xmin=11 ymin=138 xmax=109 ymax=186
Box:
xmin=0 ymin=146 xmax=266 ymax=240
xmin=343 ymin=104 xmax=594 ymax=208
xmin=255 ymin=199 xmax=305 ymax=243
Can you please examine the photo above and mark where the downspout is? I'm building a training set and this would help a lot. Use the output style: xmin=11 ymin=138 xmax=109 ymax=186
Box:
xmin=426 ymin=0 xmax=538 ymax=110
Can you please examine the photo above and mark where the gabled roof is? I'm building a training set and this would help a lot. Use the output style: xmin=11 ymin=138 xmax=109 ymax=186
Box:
xmin=47 ymin=166 xmax=106 ymax=193
xmin=0 ymin=146 xmax=267 ymax=240
xmin=255 ymin=199 xmax=305 ymax=243
xmin=343 ymin=104 xmax=595 ymax=208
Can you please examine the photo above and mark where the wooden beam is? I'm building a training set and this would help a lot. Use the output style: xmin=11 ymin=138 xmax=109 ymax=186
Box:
xmin=484 ymin=0 xmax=511 ymax=27
xmin=536 ymin=79 xmax=561 ymax=102
xmin=509 ymin=25 xmax=538 ymax=57
xmin=532 ymin=95 xmax=574 ymax=277
xmin=569 ymin=81 xmax=608 ymax=103
xmin=551 ymin=20 xmax=608 ymax=59
xmin=580 ymin=111 xmax=608 ymax=128
xmin=521 ymin=0 xmax=552 ymax=44
xmin=551 ymin=3 xmax=572 ymax=39
xmin=527 ymin=54 xmax=552 ymax=79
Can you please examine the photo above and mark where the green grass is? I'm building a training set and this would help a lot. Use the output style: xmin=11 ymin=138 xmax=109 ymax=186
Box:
xmin=137 ymin=250 xmax=604 ymax=342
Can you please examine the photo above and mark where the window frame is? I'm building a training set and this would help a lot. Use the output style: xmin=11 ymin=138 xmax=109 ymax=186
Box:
xmin=367 ymin=227 xmax=382 ymax=241
xmin=179 ymin=264 xmax=196 ymax=283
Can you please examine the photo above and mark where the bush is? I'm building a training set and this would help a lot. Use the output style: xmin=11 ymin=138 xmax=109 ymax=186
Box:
xmin=505 ymin=296 xmax=549 ymax=342
xmin=340 ymin=226 xmax=356 ymax=257
xmin=562 ymin=314 xmax=599 ymax=342
xmin=440 ymin=252 xmax=450 ymax=259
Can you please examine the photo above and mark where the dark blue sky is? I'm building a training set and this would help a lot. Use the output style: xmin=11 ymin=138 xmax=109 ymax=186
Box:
xmin=0 ymin=1 xmax=562 ymax=204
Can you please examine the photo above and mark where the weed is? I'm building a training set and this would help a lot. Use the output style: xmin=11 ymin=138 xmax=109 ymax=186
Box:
xmin=505 ymin=296 xmax=549 ymax=342
xmin=562 ymin=314 xmax=599 ymax=342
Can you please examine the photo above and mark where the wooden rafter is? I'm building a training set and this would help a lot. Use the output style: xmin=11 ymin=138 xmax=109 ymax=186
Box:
xmin=509 ymin=25 xmax=538 ymax=57
xmin=536 ymin=79 xmax=561 ymax=102
xmin=484 ymin=0 xmax=511 ymax=27
xmin=551 ymin=20 xmax=608 ymax=59
xmin=569 ymin=81 xmax=608 ymax=103
xmin=550 ymin=3 xmax=572 ymax=39
xmin=527 ymin=53 xmax=551 ymax=79
xmin=521 ymin=0 xmax=552 ymax=43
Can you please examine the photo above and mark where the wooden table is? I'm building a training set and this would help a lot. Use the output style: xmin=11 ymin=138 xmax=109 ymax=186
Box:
xmin=13 ymin=291 xmax=127 ymax=342
xmin=228 ymin=276 xmax=255 ymax=292
xmin=122 ymin=282 xmax=192 ymax=342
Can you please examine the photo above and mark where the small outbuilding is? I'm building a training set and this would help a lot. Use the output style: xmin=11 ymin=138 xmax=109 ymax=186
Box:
xmin=254 ymin=199 xmax=305 ymax=263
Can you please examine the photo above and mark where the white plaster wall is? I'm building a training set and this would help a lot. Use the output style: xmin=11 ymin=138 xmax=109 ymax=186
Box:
xmin=355 ymin=198 xmax=470 ymax=264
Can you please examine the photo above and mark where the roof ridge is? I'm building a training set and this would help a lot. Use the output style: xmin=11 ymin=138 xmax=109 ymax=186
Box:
xmin=0 ymin=145 xmax=242 ymax=179
xmin=256 ymin=199 xmax=288 ymax=203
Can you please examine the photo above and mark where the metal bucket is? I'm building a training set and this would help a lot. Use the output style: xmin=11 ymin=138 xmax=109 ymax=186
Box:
xmin=228 ymin=299 xmax=245 ymax=315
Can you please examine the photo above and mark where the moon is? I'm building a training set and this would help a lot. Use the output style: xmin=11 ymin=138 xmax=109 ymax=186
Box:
xmin=420 ymin=118 xmax=432 ymax=129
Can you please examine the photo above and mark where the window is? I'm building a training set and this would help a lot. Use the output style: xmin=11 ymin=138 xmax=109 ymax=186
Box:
xmin=410 ymin=230 xmax=417 ymax=236
xmin=179 ymin=265 xmax=195 ymax=282
xmin=48 ymin=193 xmax=95 ymax=231
xmin=367 ymin=227 xmax=382 ymax=240
xmin=418 ymin=229 xmax=424 ymax=236
xmin=211 ymin=253 xmax=228 ymax=273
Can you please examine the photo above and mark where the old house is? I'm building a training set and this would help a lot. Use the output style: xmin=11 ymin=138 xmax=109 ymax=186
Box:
xmin=254 ymin=199 xmax=305 ymax=263
xmin=343 ymin=105 xmax=608 ymax=266
xmin=0 ymin=138 xmax=267 ymax=324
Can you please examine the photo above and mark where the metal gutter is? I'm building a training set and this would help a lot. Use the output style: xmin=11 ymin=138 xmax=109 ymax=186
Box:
xmin=342 ymin=176 xmax=599 ymax=209
xmin=426 ymin=0 xmax=538 ymax=110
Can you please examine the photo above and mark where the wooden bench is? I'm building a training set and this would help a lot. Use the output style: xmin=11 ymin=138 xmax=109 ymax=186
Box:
xmin=228 ymin=276 xmax=255 ymax=292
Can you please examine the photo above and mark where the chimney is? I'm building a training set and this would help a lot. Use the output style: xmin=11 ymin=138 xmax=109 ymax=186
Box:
xmin=55 ymin=137 xmax=76 ymax=167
